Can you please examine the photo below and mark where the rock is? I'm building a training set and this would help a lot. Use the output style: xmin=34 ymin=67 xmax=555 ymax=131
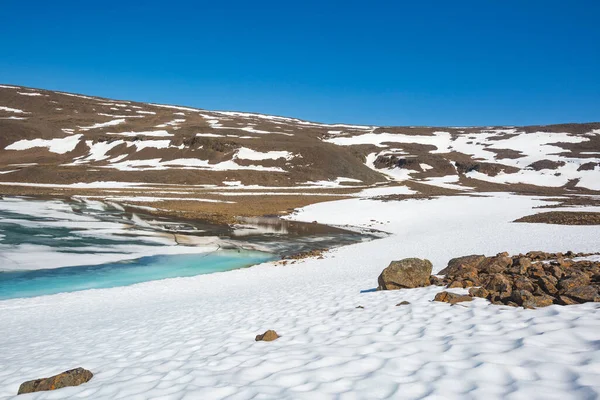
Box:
xmin=527 ymin=251 xmax=548 ymax=260
xmin=546 ymin=264 xmax=565 ymax=280
xmin=453 ymin=265 xmax=481 ymax=285
xmin=468 ymin=287 xmax=489 ymax=298
xmin=559 ymin=273 xmax=590 ymax=291
xmin=447 ymin=280 xmax=464 ymax=289
xmin=434 ymin=291 xmax=473 ymax=304
xmin=17 ymin=368 xmax=93 ymax=395
xmin=377 ymin=258 xmax=433 ymax=290
xmin=513 ymin=276 xmax=535 ymax=293
xmin=533 ymin=294 xmax=555 ymax=307
xmin=438 ymin=255 xmax=485 ymax=275
xmin=537 ymin=276 xmax=558 ymax=295
xmin=508 ymin=257 xmax=531 ymax=275
xmin=558 ymin=295 xmax=579 ymax=305
xmin=511 ymin=289 xmax=535 ymax=307
xmin=527 ymin=263 xmax=546 ymax=278
xmin=355 ymin=305 xmax=364 ymax=309
xmin=255 ymin=330 xmax=280 ymax=342
xmin=478 ymin=256 xmax=512 ymax=274
xmin=429 ymin=275 xmax=445 ymax=286
xmin=483 ymin=274 xmax=513 ymax=300
xmin=396 ymin=301 xmax=411 ymax=306
xmin=563 ymin=285 xmax=600 ymax=303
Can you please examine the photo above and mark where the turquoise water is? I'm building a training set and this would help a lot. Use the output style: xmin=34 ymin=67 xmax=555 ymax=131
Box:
xmin=0 ymin=250 xmax=277 ymax=301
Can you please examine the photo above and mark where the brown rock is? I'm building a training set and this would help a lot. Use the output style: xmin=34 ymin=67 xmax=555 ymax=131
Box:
xmin=453 ymin=265 xmax=481 ymax=285
xmin=483 ymin=274 xmax=513 ymax=300
xmin=546 ymin=265 xmax=565 ymax=280
xmin=17 ymin=368 xmax=93 ymax=395
xmin=438 ymin=255 xmax=485 ymax=275
xmin=447 ymin=280 xmax=464 ymax=289
xmin=509 ymin=257 xmax=531 ymax=275
xmin=527 ymin=251 xmax=548 ymax=260
xmin=434 ymin=291 xmax=473 ymax=304
xmin=537 ymin=276 xmax=559 ymax=295
xmin=513 ymin=276 xmax=535 ymax=293
xmin=559 ymin=273 xmax=590 ymax=291
xmin=533 ymin=294 xmax=555 ymax=307
xmin=429 ymin=275 xmax=445 ymax=286
xmin=377 ymin=258 xmax=433 ymax=290
xmin=255 ymin=330 xmax=280 ymax=342
xmin=558 ymin=295 xmax=579 ymax=305
xmin=511 ymin=289 xmax=535 ymax=307
xmin=468 ymin=287 xmax=489 ymax=298
xmin=528 ymin=263 xmax=546 ymax=278
xmin=396 ymin=301 xmax=411 ymax=306
xmin=563 ymin=285 xmax=600 ymax=303
xmin=478 ymin=256 xmax=512 ymax=274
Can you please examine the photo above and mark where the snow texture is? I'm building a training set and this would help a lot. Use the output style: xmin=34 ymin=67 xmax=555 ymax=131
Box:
xmin=1 ymin=194 xmax=599 ymax=399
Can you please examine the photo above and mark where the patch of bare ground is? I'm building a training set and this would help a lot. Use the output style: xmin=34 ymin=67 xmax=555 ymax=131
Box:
xmin=514 ymin=212 xmax=600 ymax=225
xmin=458 ymin=175 xmax=600 ymax=196
xmin=485 ymin=148 xmax=525 ymax=159
xmin=535 ymin=196 xmax=600 ymax=209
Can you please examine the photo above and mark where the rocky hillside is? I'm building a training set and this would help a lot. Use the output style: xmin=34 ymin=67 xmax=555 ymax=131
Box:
xmin=1 ymin=84 xmax=599 ymax=195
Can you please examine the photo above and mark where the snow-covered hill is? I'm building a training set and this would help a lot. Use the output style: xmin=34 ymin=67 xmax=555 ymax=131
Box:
xmin=1 ymin=84 xmax=599 ymax=195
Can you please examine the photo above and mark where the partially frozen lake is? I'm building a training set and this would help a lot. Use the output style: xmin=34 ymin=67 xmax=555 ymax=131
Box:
xmin=0 ymin=250 xmax=276 ymax=300
xmin=0 ymin=196 xmax=367 ymax=300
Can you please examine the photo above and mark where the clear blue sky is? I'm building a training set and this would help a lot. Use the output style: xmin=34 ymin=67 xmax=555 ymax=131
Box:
xmin=1 ymin=0 xmax=599 ymax=126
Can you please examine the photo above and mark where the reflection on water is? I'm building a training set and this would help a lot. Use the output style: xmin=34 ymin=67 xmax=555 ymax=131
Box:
xmin=0 ymin=196 xmax=378 ymax=300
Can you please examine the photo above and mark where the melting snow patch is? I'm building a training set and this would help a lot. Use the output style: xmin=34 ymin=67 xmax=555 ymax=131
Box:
xmin=0 ymin=106 xmax=29 ymax=114
xmin=236 ymin=148 xmax=294 ymax=161
xmin=79 ymin=118 xmax=126 ymax=130
xmin=106 ymin=130 xmax=172 ymax=137
xmin=5 ymin=134 xmax=83 ymax=154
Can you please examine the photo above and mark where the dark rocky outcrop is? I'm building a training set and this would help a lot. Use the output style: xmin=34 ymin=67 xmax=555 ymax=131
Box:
xmin=527 ymin=159 xmax=566 ymax=171
xmin=377 ymin=258 xmax=433 ymax=290
xmin=18 ymin=368 xmax=93 ymax=395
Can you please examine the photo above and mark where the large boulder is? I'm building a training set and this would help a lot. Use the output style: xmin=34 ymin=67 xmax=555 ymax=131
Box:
xmin=18 ymin=368 xmax=93 ymax=395
xmin=377 ymin=258 xmax=433 ymax=290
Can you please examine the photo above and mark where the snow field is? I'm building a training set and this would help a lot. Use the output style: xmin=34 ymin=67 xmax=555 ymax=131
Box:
xmin=0 ymin=194 xmax=599 ymax=399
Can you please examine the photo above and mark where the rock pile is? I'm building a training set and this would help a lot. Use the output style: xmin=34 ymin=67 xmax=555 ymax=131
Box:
xmin=432 ymin=251 xmax=599 ymax=307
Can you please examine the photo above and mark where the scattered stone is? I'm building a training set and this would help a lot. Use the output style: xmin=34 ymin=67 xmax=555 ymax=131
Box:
xmin=377 ymin=258 xmax=433 ymax=290
xmin=355 ymin=305 xmax=364 ymax=309
xmin=283 ymin=249 xmax=327 ymax=261
xmin=434 ymin=291 xmax=473 ymax=305
xmin=255 ymin=330 xmax=280 ymax=342
xmin=17 ymin=368 xmax=93 ymax=395
xmin=396 ymin=301 xmax=411 ymax=306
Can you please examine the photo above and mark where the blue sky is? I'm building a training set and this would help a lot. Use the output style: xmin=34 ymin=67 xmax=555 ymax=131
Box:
xmin=1 ymin=0 xmax=598 ymax=126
